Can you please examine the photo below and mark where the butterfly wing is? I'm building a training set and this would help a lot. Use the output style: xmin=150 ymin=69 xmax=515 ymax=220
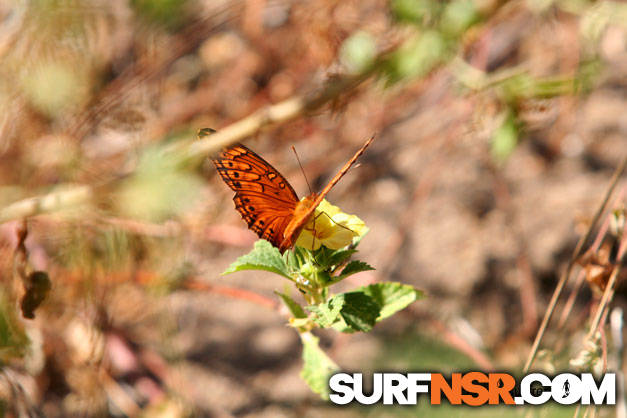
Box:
xmin=279 ymin=135 xmax=375 ymax=250
xmin=213 ymin=144 xmax=300 ymax=249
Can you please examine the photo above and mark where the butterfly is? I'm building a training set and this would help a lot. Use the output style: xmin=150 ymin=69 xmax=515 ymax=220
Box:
xmin=213 ymin=135 xmax=374 ymax=252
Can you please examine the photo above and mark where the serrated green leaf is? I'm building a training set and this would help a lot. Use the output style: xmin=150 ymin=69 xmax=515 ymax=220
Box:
xmin=339 ymin=292 xmax=380 ymax=332
xmin=300 ymin=332 xmax=339 ymax=399
xmin=283 ymin=250 xmax=295 ymax=272
xmin=313 ymin=246 xmax=333 ymax=266
xmin=285 ymin=246 xmax=307 ymax=271
xmin=333 ymin=260 xmax=375 ymax=282
xmin=331 ymin=316 xmax=355 ymax=333
xmin=275 ymin=291 xmax=306 ymax=318
xmin=359 ymin=282 xmax=424 ymax=320
xmin=327 ymin=248 xmax=358 ymax=269
xmin=317 ymin=271 xmax=333 ymax=285
xmin=222 ymin=240 xmax=291 ymax=280
xmin=308 ymin=295 xmax=344 ymax=327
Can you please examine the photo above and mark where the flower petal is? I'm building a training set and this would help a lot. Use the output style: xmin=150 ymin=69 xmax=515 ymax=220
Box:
xmin=294 ymin=199 xmax=368 ymax=251
xmin=320 ymin=228 xmax=355 ymax=249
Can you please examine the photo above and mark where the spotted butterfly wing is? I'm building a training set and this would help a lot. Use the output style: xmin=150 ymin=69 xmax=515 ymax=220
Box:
xmin=213 ymin=144 xmax=300 ymax=249
xmin=277 ymin=134 xmax=375 ymax=251
xmin=213 ymin=135 xmax=375 ymax=252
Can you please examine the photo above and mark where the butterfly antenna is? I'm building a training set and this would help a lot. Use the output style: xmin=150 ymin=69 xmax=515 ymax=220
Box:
xmin=291 ymin=145 xmax=314 ymax=195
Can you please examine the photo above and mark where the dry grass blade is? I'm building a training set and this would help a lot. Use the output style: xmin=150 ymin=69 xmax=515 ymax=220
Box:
xmin=523 ymin=155 xmax=627 ymax=373
xmin=586 ymin=217 xmax=627 ymax=340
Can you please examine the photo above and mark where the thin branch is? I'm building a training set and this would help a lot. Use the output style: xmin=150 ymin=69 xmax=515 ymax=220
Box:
xmin=586 ymin=218 xmax=627 ymax=340
xmin=557 ymin=210 xmax=614 ymax=329
xmin=100 ymin=369 xmax=141 ymax=417
xmin=523 ymin=155 xmax=627 ymax=373
xmin=183 ymin=278 xmax=278 ymax=311
xmin=557 ymin=269 xmax=586 ymax=329
xmin=0 ymin=65 xmax=377 ymax=225
xmin=181 ymin=69 xmax=376 ymax=163
xmin=599 ymin=318 xmax=608 ymax=372
xmin=0 ymin=185 xmax=92 ymax=224
xmin=610 ymin=308 xmax=626 ymax=418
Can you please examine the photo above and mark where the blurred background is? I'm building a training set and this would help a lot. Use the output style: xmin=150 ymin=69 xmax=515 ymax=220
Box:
xmin=0 ymin=0 xmax=626 ymax=416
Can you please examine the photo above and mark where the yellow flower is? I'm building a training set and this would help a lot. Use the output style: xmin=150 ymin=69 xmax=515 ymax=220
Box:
xmin=295 ymin=199 xmax=368 ymax=250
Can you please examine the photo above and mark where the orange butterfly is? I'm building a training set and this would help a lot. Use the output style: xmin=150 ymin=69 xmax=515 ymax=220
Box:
xmin=213 ymin=136 xmax=374 ymax=252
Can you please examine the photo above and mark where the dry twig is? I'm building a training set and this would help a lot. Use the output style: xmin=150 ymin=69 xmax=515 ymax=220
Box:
xmin=0 ymin=66 xmax=377 ymax=225
xmin=523 ymin=156 xmax=627 ymax=372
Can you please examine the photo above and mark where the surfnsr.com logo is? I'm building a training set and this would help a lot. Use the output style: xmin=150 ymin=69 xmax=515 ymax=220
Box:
xmin=329 ymin=372 xmax=616 ymax=406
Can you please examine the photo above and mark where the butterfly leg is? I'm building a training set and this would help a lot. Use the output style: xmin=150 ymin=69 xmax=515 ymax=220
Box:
xmin=309 ymin=210 xmax=356 ymax=250
xmin=313 ymin=211 xmax=355 ymax=232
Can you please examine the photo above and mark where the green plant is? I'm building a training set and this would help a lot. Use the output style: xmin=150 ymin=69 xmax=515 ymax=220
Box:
xmin=223 ymin=201 xmax=423 ymax=398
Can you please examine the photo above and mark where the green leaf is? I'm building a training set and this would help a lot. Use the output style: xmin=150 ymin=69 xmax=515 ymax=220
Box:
xmin=359 ymin=282 xmax=424 ymax=320
xmin=390 ymin=0 xmax=435 ymax=24
xmin=0 ymin=290 xmax=29 ymax=361
xmin=308 ymin=295 xmax=345 ymax=327
xmin=115 ymin=145 xmax=204 ymax=222
xmin=284 ymin=246 xmax=307 ymax=271
xmin=313 ymin=246 xmax=333 ymax=266
xmin=333 ymin=260 xmax=375 ymax=282
xmin=339 ymin=292 xmax=380 ymax=332
xmin=331 ymin=316 xmax=354 ymax=333
xmin=275 ymin=291 xmax=306 ymax=319
xmin=300 ymin=332 xmax=339 ymax=399
xmin=340 ymin=31 xmax=376 ymax=73
xmin=289 ymin=317 xmax=311 ymax=328
xmin=133 ymin=0 xmax=188 ymax=29
xmin=440 ymin=0 xmax=479 ymax=38
xmin=491 ymin=110 xmax=519 ymax=164
xmin=22 ymin=61 xmax=87 ymax=119
xmin=222 ymin=240 xmax=291 ymax=280
xmin=327 ymin=248 xmax=357 ymax=269
xmin=389 ymin=30 xmax=446 ymax=82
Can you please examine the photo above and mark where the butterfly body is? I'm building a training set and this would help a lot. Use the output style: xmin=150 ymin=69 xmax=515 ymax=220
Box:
xmin=280 ymin=194 xmax=317 ymax=250
xmin=213 ymin=136 xmax=374 ymax=252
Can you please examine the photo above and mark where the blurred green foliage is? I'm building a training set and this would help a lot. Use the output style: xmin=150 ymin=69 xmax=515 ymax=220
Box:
xmin=300 ymin=332 xmax=339 ymax=399
xmin=376 ymin=332 xmax=476 ymax=371
xmin=440 ymin=0 xmax=479 ymax=38
xmin=0 ymin=0 xmax=623 ymax=414
xmin=131 ymin=0 xmax=189 ymax=29
xmin=491 ymin=110 xmax=519 ymax=164
xmin=382 ymin=0 xmax=483 ymax=84
xmin=387 ymin=30 xmax=447 ymax=82
xmin=116 ymin=146 xmax=204 ymax=222
xmin=340 ymin=31 xmax=377 ymax=73
xmin=0 ymin=290 xmax=29 ymax=363
xmin=371 ymin=332 xmax=581 ymax=417
xmin=390 ymin=0 xmax=437 ymax=24
xmin=20 ymin=62 xmax=87 ymax=118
